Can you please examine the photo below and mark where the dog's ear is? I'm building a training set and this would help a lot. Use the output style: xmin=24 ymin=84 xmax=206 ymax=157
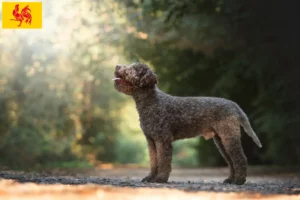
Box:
xmin=139 ymin=70 xmax=158 ymax=87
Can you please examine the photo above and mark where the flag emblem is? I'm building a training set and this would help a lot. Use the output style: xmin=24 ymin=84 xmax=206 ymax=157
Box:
xmin=2 ymin=2 xmax=42 ymax=29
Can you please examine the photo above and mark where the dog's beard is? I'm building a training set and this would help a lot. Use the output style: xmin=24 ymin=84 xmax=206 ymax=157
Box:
xmin=114 ymin=78 xmax=134 ymax=95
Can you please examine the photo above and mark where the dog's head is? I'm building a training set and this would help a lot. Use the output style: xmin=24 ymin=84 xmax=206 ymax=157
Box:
xmin=113 ymin=63 xmax=158 ymax=95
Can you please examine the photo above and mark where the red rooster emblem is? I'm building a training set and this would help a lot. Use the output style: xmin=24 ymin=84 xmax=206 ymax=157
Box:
xmin=10 ymin=4 xmax=32 ymax=27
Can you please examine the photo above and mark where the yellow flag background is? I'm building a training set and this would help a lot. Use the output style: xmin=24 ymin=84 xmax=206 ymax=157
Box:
xmin=2 ymin=2 xmax=42 ymax=29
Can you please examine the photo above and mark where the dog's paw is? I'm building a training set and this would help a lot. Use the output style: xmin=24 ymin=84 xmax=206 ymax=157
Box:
xmin=223 ymin=177 xmax=234 ymax=184
xmin=233 ymin=177 xmax=246 ymax=185
xmin=141 ymin=174 xmax=156 ymax=182
xmin=149 ymin=174 xmax=168 ymax=183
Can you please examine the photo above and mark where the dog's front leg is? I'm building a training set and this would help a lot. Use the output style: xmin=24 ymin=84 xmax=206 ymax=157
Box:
xmin=142 ymin=137 xmax=158 ymax=182
xmin=150 ymin=138 xmax=173 ymax=183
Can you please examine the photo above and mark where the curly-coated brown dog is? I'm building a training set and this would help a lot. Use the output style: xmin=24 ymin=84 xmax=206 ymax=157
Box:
xmin=113 ymin=63 xmax=262 ymax=185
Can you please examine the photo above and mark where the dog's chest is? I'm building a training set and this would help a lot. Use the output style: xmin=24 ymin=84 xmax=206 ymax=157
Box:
xmin=138 ymin=107 xmax=169 ymax=136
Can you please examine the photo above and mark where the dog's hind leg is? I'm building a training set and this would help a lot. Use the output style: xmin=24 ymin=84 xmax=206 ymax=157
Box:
xmin=214 ymin=135 xmax=235 ymax=183
xmin=221 ymin=135 xmax=247 ymax=185
xmin=215 ymin=118 xmax=247 ymax=185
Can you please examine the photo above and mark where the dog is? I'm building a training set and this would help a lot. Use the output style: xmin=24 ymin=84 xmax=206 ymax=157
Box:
xmin=113 ymin=62 xmax=262 ymax=185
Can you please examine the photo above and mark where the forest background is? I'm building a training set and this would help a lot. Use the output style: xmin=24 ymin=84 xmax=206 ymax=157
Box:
xmin=0 ymin=0 xmax=299 ymax=169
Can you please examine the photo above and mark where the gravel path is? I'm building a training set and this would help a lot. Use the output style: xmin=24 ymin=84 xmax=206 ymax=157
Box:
xmin=0 ymin=167 xmax=299 ymax=199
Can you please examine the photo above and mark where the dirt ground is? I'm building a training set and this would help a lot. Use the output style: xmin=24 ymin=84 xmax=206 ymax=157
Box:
xmin=0 ymin=167 xmax=299 ymax=199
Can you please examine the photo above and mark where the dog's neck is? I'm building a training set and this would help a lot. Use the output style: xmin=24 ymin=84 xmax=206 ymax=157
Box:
xmin=132 ymin=86 xmax=158 ymax=102
xmin=132 ymin=86 xmax=161 ymax=111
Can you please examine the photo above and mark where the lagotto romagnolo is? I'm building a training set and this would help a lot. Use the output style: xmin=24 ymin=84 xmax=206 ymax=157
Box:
xmin=113 ymin=63 xmax=262 ymax=185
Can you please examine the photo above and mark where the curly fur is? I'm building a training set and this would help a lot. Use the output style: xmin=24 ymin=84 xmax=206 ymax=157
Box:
xmin=113 ymin=63 xmax=262 ymax=185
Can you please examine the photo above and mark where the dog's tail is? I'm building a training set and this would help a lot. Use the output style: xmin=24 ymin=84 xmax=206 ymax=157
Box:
xmin=235 ymin=103 xmax=262 ymax=148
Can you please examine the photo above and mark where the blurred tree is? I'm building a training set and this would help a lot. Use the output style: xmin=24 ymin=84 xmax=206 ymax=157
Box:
xmin=0 ymin=0 xmax=139 ymax=168
xmin=116 ymin=0 xmax=300 ymax=165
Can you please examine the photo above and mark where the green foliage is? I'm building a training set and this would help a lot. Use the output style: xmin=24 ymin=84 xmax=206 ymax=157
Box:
xmin=0 ymin=0 xmax=147 ymax=169
xmin=115 ymin=134 xmax=148 ymax=164
xmin=172 ymin=138 xmax=199 ymax=167
xmin=42 ymin=161 xmax=92 ymax=169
